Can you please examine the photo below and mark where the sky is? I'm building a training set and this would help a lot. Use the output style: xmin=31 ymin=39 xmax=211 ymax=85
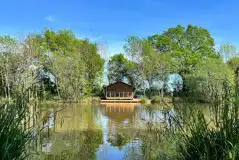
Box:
xmin=1 ymin=0 xmax=239 ymax=58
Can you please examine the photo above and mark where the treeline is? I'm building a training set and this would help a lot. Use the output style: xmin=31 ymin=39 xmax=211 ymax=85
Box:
xmin=0 ymin=29 xmax=104 ymax=102
xmin=1 ymin=25 xmax=239 ymax=102
xmin=107 ymin=24 xmax=239 ymax=101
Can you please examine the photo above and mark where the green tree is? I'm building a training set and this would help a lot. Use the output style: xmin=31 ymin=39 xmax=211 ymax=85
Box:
xmin=124 ymin=37 xmax=156 ymax=96
xmin=27 ymin=29 xmax=105 ymax=100
xmin=150 ymin=24 xmax=217 ymax=74
xmin=124 ymin=36 xmax=172 ymax=97
xmin=107 ymin=54 xmax=128 ymax=84
xmin=0 ymin=36 xmax=19 ymax=100
xmin=107 ymin=53 xmax=143 ymax=91
xmin=228 ymin=57 xmax=239 ymax=120
xmin=228 ymin=57 xmax=239 ymax=71
xmin=148 ymin=25 xmax=218 ymax=95
xmin=78 ymin=40 xmax=105 ymax=94
xmin=186 ymin=58 xmax=234 ymax=102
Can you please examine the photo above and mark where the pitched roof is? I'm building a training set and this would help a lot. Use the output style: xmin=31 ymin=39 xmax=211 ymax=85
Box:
xmin=106 ymin=81 xmax=135 ymax=90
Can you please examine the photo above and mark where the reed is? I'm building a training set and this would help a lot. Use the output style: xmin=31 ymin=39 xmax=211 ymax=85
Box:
xmin=176 ymin=79 xmax=239 ymax=160
xmin=0 ymin=95 xmax=32 ymax=160
xmin=139 ymin=78 xmax=239 ymax=160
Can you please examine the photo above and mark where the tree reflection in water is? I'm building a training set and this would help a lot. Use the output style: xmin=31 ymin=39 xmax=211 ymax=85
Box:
xmin=38 ymin=103 xmax=181 ymax=160
xmin=39 ymin=104 xmax=104 ymax=160
xmin=102 ymin=103 xmax=139 ymax=150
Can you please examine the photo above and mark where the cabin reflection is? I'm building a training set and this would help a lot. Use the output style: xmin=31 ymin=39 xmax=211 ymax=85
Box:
xmin=101 ymin=103 xmax=139 ymax=123
xmin=100 ymin=103 xmax=141 ymax=148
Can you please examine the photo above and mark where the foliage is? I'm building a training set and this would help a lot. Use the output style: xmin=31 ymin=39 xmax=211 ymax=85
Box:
xmin=151 ymin=96 xmax=161 ymax=104
xmin=185 ymin=58 xmax=235 ymax=102
xmin=149 ymin=25 xmax=217 ymax=74
xmin=43 ymin=129 xmax=103 ymax=160
xmin=140 ymin=97 xmax=149 ymax=104
xmin=34 ymin=29 xmax=104 ymax=99
xmin=146 ymin=25 xmax=219 ymax=96
xmin=107 ymin=53 xmax=142 ymax=90
xmin=140 ymin=68 xmax=239 ymax=159
xmin=107 ymin=53 xmax=128 ymax=83
xmin=0 ymin=36 xmax=19 ymax=99
xmin=123 ymin=36 xmax=172 ymax=97
xmin=122 ymin=24 xmax=216 ymax=97
xmin=177 ymin=113 xmax=239 ymax=160
xmin=0 ymin=96 xmax=32 ymax=160
xmin=176 ymin=80 xmax=239 ymax=160
xmin=228 ymin=57 xmax=239 ymax=71
xmin=0 ymin=29 xmax=105 ymax=101
xmin=79 ymin=40 xmax=105 ymax=93
xmin=108 ymin=132 xmax=130 ymax=150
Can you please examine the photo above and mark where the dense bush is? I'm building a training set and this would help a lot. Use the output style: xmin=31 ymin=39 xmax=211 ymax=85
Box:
xmin=151 ymin=96 xmax=161 ymax=104
xmin=140 ymin=97 xmax=149 ymax=104
xmin=185 ymin=58 xmax=235 ymax=103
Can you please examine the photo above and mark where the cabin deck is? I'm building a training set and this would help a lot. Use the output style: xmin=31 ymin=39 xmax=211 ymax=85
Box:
xmin=100 ymin=98 xmax=140 ymax=104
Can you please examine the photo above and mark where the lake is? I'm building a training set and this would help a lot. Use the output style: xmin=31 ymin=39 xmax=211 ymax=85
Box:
xmin=38 ymin=103 xmax=178 ymax=160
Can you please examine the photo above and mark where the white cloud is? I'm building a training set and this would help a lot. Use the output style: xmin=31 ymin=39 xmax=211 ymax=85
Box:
xmin=45 ymin=16 xmax=55 ymax=22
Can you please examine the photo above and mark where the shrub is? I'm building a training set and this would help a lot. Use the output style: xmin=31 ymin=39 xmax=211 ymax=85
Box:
xmin=92 ymin=97 xmax=101 ymax=104
xmin=140 ymin=97 xmax=149 ymax=104
xmin=151 ymin=96 xmax=161 ymax=104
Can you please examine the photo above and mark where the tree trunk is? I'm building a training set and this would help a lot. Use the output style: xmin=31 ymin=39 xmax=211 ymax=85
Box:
xmin=179 ymin=71 xmax=187 ymax=97
xmin=158 ymin=89 xmax=160 ymax=96
xmin=55 ymin=78 xmax=61 ymax=99
xmin=160 ymin=88 xmax=164 ymax=99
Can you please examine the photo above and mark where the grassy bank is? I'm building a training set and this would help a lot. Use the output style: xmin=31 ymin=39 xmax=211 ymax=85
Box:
xmin=140 ymin=96 xmax=173 ymax=108
xmin=41 ymin=96 xmax=102 ymax=105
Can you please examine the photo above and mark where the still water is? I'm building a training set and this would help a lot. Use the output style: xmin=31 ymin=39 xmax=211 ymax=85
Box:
xmin=39 ymin=103 xmax=176 ymax=160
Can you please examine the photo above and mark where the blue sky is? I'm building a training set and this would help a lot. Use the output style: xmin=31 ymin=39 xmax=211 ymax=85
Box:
xmin=1 ymin=0 xmax=239 ymax=58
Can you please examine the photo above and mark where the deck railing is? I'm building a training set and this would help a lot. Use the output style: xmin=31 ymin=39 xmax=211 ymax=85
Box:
xmin=106 ymin=92 xmax=133 ymax=99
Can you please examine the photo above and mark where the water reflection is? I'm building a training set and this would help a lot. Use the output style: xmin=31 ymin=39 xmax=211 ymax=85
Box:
xmin=39 ymin=103 xmax=182 ymax=160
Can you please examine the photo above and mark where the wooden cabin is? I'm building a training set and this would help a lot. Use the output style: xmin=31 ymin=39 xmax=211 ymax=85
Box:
xmin=105 ymin=82 xmax=135 ymax=100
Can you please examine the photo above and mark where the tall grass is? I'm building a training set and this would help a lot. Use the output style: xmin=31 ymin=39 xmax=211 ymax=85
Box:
xmin=0 ymin=95 xmax=32 ymax=160
xmin=175 ymin=80 xmax=239 ymax=160
xmin=177 ymin=113 xmax=239 ymax=160
xmin=170 ymin=78 xmax=239 ymax=160
xmin=139 ymin=78 xmax=239 ymax=160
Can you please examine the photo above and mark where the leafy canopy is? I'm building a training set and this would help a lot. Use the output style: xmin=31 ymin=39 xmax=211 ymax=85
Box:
xmin=149 ymin=24 xmax=217 ymax=74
